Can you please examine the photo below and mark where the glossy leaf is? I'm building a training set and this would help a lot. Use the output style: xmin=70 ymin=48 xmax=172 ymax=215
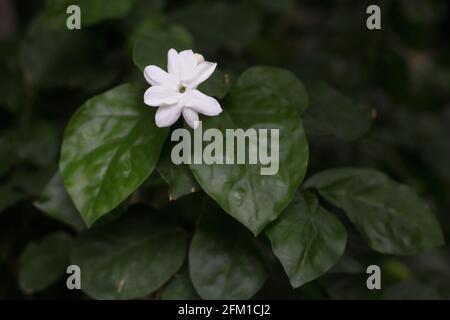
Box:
xmin=266 ymin=192 xmax=347 ymax=288
xmin=303 ymin=82 xmax=372 ymax=141
xmin=71 ymin=209 xmax=188 ymax=299
xmin=18 ymin=232 xmax=73 ymax=293
xmin=189 ymin=210 xmax=268 ymax=299
xmin=189 ymin=67 xmax=309 ymax=235
xmin=60 ymin=84 xmax=169 ymax=226
xmin=34 ymin=172 xmax=86 ymax=232
xmin=305 ymin=168 xmax=444 ymax=255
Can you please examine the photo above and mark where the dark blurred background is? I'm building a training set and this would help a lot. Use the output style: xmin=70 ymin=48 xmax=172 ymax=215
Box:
xmin=0 ymin=0 xmax=449 ymax=299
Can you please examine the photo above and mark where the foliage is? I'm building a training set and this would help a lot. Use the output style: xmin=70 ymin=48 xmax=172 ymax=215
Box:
xmin=0 ymin=0 xmax=449 ymax=300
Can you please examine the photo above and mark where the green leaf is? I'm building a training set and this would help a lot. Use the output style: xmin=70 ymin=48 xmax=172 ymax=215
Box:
xmin=160 ymin=267 xmax=200 ymax=300
xmin=132 ymin=23 xmax=193 ymax=71
xmin=266 ymin=192 xmax=347 ymax=288
xmin=236 ymin=66 xmax=309 ymax=115
xmin=18 ymin=232 xmax=73 ymax=293
xmin=34 ymin=172 xmax=86 ymax=232
xmin=303 ymin=82 xmax=372 ymax=141
xmin=0 ymin=187 xmax=24 ymax=214
xmin=44 ymin=0 xmax=136 ymax=27
xmin=189 ymin=210 xmax=268 ymax=299
xmin=305 ymin=168 xmax=444 ymax=255
xmin=189 ymin=67 xmax=309 ymax=235
xmin=71 ymin=209 xmax=188 ymax=299
xmin=60 ymin=83 xmax=169 ymax=226
xmin=157 ymin=147 xmax=199 ymax=200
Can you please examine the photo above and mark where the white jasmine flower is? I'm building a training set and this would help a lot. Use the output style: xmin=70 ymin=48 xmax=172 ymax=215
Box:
xmin=143 ymin=48 xmax=222 ymax=129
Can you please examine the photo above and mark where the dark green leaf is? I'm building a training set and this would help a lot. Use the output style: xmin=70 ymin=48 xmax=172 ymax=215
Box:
xmin=305 ymin=168 xmax=444 ymax=255
xmin=34 ymin=172 xmax=86 ymax=232
xmin=189 ymin=210 xmax=267 ymax=299
xmin=160 ymin=267 xmax=200 ymax=300
xmin=266 ymin=192 xmax=347 ymax=288
xmin=18 ymin=232 xmax=73 ymax=293
xmin=60 ymin=83 xmax=169 ymax=226
xmin=303 ymin=82 xmax=372 ymax=141
xmin=71 ymin=209 xmax=187 ymax=299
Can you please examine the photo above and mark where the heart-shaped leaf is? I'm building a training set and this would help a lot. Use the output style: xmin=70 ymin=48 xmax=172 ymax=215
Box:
xmin=60 ymin=84 xmax=169 ymax=226
xmin=71 ymin=208 xmax=188 ymax=299
xmin=305 ymin=168 xmax=444 ymax=255
xmin=189 ymin=67 xmax=309 ymax=235
xmin=266 ymin=192 xmax=347 ymax=288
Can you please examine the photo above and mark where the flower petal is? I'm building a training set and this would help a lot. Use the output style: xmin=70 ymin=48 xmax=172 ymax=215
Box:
xmin=177 ymin=50 xmax=198 ymax=80
xmin=155 ymin=104 xmax=183 ymax=127
xmin=144 ymin=85 xmax=181 ymax=107
xmin=167 ymin=48 xmax=180 ymax=79
xmin=183 ymin=90 xmax=222 ymax=116
xmin=144 ymin=65 xmax=177 ymax=87
xmin=182 ymin=108 xmax=200 ymax=129
xmin=188 ymin=62 xmax=217 ymax=88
